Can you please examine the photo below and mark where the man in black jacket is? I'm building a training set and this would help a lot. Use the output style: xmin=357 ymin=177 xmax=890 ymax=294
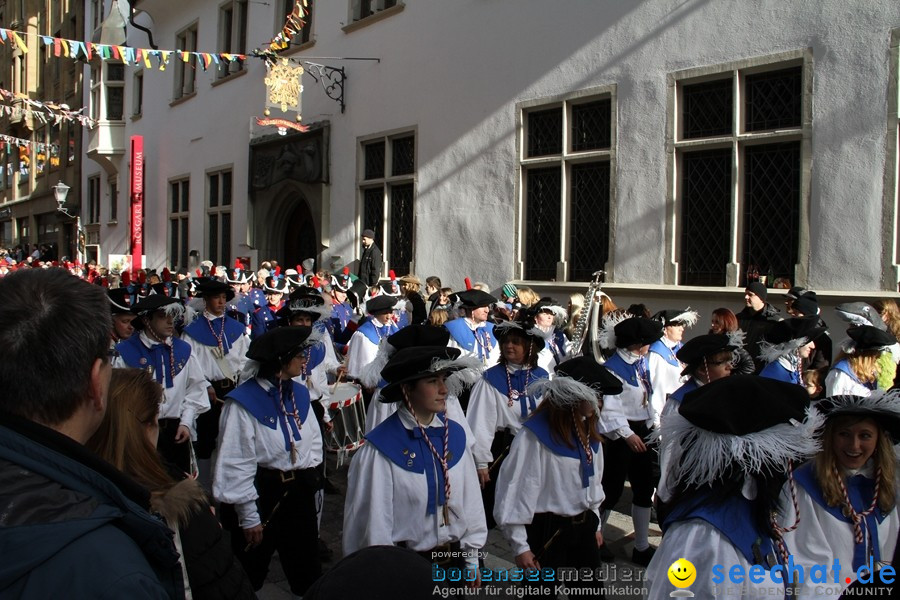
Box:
xmin=736 ymin=281 xmax=783 ymax=371
xmin=357 ymin=228 xmax=383 ymax=286
xmin=0 ymin=268 xmax=183 ymax=599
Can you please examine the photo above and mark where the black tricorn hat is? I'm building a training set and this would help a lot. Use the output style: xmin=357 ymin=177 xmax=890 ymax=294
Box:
xmin=380 ymin=346 xmax=466 ymax=402
xmin=676 ymin=333 xmax=738 ymax=375
xmin=680 ymin=375 xmax=809 ymax=436
xmin=555 ymin=356 xmax=623 ymax=396
xmin=613 ymin=317 xmax=663 ymax=348
xmin=196 ymin=279 xmax=236 ymax=302
xmin=764 ymin=316 xmax=825 ymax=345
xmin=246 ymin=326 xmax=314 ymax=364
xmin=108 ymin=287 xmax=133 ymax=314
xmin=455 ymin=289 xmax=497 ymax=309
xmin=130 ymin=294 xmax=184 ymax=330
xmin=815 ymin=391 xmax=900 ymax=443
xmin=846 ymin=325 xmax=896 ymax=352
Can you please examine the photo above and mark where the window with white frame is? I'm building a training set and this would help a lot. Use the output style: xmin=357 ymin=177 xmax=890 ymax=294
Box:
xmin=519 ymin=92 xmax=614 ymax=281
xmin=277 ymin=0 xmax=312 ymax=45
xmin=207 ymin=169 xmax=232 ymax=266
xmin=105 ymin=64 xmax=125 ymax=121
xmin=174 ymin=24 xmax=199 ymax=100
xmin=672 ymin=55 xmax=809 ymax=287
xmin=170 ymin=179 xmax=190 ymax=268
xmin=359 ymin=132 xmax=415 ymax=276
xmin=90 ymin=66 xmax=100 ymax=120
xmin=351 ymin=0 xmax=397 ymax=22
xmin=217 ymin=1 xmax=247 ymax=79
xmin=87 ymin=175 xmax=101 ymax=224
xmin=133 ymin=70 xmax=144 ymax=116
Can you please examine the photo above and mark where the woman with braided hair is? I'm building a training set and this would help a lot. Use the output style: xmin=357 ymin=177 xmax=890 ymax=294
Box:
xmin=342 ymin=346 xmax=487 ymax=585
xmin=494 ymin=356 xmax=622 ymax=599
xmin=780 ymin=392 xmax=900 ymax=598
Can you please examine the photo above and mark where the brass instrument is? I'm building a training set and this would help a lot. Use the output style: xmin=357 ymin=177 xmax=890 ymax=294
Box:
xmin=568 ymin=270 xmax=606 ymax=362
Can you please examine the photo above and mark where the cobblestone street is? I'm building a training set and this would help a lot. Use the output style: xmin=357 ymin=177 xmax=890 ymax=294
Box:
xmin=258 ymin=452 xmax=660 ymax=599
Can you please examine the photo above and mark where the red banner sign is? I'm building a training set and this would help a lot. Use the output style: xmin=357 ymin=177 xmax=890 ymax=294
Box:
xmin=130 ymin=136 xmax=144 ymax=276
xmin=255 ymin=117 xmax=310 ymax=133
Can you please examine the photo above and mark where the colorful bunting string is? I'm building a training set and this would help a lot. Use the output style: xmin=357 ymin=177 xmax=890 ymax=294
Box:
xmin=0 ymin=133 xmax=58 ymax=153
xmin=0 ymin=27 xmax=246 ymax=73
xmin=0 ymin=88 xmax=96 ymax=128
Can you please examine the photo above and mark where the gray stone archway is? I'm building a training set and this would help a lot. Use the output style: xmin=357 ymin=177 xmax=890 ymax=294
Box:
xmin=248 ymin=125 xmax=330 ymax=267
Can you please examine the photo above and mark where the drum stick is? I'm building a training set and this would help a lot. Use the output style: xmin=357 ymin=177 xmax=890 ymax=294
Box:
xmin=331 ymin=369 xmax=345 ymax=394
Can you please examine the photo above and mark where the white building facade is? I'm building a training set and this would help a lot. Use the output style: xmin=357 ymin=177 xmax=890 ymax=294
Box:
xmin=83 ymin=0 xmax=900 ymax=308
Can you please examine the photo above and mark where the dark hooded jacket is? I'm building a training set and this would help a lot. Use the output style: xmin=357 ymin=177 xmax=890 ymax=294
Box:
xmin=736 ymin=302 xmax=783 ymax=370
xmin=0 ymin=412 xmax=183 ymax=599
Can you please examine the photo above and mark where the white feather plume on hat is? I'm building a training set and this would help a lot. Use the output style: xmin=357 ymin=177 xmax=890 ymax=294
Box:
xmin=598 ymin=310 xmax=628 ymax=350
xmin=359 ymin=338 xmax=396 ymax=389
xmin=668 ymin=308 xmax=700 ymax=327
xmin=758 ymin=337 xmax=808 ymax=364
xmin=725 ymin=329 xmax=746 ymax=349
xmin=656 ymin=407 xmax=823 ymax=490
xmin=538 ymin=304 xmax=569 ymax=329
xmin=494 ymin=319 xmax=551 ymax=342
xmin=430 ymin=355 xmax=484 ymax=399
xmin=527 ymin=377 xmax=601 ymax=412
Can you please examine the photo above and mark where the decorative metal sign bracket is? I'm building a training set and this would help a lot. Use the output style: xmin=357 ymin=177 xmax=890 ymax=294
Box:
xmin=304 ymin=62 xmax=346 ymax=114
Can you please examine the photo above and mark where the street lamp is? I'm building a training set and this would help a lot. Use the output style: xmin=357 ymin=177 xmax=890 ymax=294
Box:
xmin=53 ymin=181 xmax=71 ymax=215
xmin=53 ymin=181 xmax=82 ymax=265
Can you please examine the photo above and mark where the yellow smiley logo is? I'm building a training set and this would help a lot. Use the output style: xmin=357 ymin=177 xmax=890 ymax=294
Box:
xmin=667 ymin=558 xmax=696 ymax=588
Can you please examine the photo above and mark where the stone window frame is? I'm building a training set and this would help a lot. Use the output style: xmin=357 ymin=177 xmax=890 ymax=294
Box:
xmin=665 ymin=48 xmax=814 ymax=288
xmin=356 ymin=127 xmax=417 ymax=277
xmin=514 ymin=84 xmax=618 ymax=282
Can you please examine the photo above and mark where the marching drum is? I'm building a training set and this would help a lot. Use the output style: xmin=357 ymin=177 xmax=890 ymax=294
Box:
xmin=324 ymin=382 xmax=367 ymax=463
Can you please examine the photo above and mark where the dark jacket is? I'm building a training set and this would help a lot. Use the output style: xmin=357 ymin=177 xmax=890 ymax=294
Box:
xmin=0 ymin=413 xmax=183 ymax=599
xmin=152 ymin=477 xmax=256 ymax=600
xmin=358 ymin=244 xmax=382 ymax=287
xmin=736 ymin=302 xmax=783 ymax=369
xmin=407 ymin=292 xmax=427 ymax=326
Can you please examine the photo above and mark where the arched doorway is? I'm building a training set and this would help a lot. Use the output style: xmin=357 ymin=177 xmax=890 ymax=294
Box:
xmin=283 ymin=198 xmax=318 ymax=271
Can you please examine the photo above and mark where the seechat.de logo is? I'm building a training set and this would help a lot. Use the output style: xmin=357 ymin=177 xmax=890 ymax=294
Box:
xmin=667 ymin=558 xmax=696 ymax=597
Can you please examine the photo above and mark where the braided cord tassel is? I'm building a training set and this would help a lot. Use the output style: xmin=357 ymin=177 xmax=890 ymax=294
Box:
xmin=406 ymin=397 xmax=452 ymax=524
xmin=835 ymin=464 xmax=881 ymax=544
xmin=770 ymin=461 xmax=801 ymax=567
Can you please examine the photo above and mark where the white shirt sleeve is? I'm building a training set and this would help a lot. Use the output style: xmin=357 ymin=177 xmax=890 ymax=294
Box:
xmin=342 ymin=443 xmax=396 ymax=555
xmin=179 ymin=355 xmax=212 ymax=436
xmin=213 ymin=400 xmax=262 ymax=528
xmin=466 ymin=378 xmax=501 ymax=467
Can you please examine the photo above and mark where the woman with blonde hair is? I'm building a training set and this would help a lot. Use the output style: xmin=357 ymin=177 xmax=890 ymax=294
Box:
xmin=825 ymin=326 xmax=896 ymax=396
xmin=565 ymin=293 xmax=585 ymax=340
xmin=399 ymin=274 xmax=426 ymax=325
xmin=516 ymin=286 xmax=540 ymax=308
xmin=781 ymin=391 xmax=900 ymax=597
xmin=87 ymin=368 xmax=254 ymax=600
xmin=872 ymin=298 xmax=900 ymax=341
